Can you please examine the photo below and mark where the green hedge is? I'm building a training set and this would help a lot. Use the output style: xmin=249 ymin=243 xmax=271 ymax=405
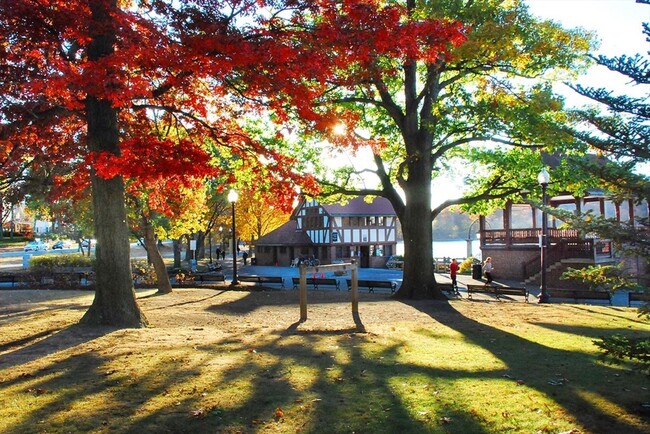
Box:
xmin=29 ymin=254 xmax=95 ymax=271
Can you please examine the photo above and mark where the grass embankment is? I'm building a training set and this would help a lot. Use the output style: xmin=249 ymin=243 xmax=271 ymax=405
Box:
xmin=0 ymin=289 xmax=648 ymax=433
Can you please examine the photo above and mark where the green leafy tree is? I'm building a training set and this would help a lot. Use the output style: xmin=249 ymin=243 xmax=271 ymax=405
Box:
xmin=265 ymin=0 xmax=593 ymax=298
xmin=557 ymin=0 xmax=650 ymax=374
xmin=558 ymin=0 xmax=649 ymax=275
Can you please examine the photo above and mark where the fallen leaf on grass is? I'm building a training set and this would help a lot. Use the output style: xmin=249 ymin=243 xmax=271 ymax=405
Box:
xmin=27 ymin=388 xmax=49 ymax=395
xmin=190 ymin=408 xmax=206 ymax=419
xmin=275 ymin=407 xmax=284 ymax=418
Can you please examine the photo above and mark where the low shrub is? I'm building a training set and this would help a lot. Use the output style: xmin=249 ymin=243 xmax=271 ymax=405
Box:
xmin=29 ymin=254 xmax=94 ymax=271
xmin=131 ymin=260 xmax=157 ymax=285
xmin=458 ymin=257 xmax=477 ymax=274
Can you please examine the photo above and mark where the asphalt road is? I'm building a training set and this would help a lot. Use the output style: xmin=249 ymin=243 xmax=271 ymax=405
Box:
xmin=0 ymin=243 xmax=161 ymax=271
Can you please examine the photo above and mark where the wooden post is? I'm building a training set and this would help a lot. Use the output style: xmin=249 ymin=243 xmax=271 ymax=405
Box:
xmin=297 ymin=261 xmax=357 ymax=322
xmin=299 ymin=264 xmax=307 ymax=321
xmin=351 ymin=259 xmax=358 ymax=315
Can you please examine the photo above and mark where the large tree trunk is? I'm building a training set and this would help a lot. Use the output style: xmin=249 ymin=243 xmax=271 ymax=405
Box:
xmin=80 ymin=0 xmax=147 ymax=327
xmin=173 ymin=238 xmax=182 ymax=268
xmin=393 ymin=58 xmax=444 ymax=300
xmin=141 ymin=214 xmax=172 ymax=295
xmin=394 ymin=172 xmax=443 ymax=300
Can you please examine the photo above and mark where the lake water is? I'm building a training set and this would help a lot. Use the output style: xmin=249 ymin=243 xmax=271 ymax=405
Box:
xmin=396 ymin=239 xmax=482 ymax=260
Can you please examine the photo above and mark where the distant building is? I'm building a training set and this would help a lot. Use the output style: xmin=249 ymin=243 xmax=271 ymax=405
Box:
xmin=479 ymin=193 xmax=649 ymax=289
xmin=254 ymin=196 xmax=398 ymax=267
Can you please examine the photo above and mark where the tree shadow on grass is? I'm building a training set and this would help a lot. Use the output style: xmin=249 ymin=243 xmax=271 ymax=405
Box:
xmin=207 ymin=289 xmax=394 ymax=316
xmin=565 ymin=304 xmax=649 ymax=325
xmin=403 ymin=300 xmax=649 ymax=434
xmin=173 ymin=323 xmax=491 ymax=433
xmin=0 ymin=324 xmax=114 ymax=370
xmin=2 ymin=291 xmax=647 ymax=433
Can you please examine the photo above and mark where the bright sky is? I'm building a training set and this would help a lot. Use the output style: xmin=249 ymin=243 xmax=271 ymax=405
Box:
xmin=336 ymin=1 xmax=650 ymax=204
xmin=431 ymin=0 xmax=650 ymax=205
xmin=527 ymin=0 xmax=648 ymax=56
xmin=526 ymin=0 xmax=649 ymax=97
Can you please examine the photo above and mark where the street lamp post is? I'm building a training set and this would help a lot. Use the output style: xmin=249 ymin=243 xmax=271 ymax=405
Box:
xmin=466 ymin=218 xmax=479 ymax=258
xmin=538 ymin=168 xmax=550 ymax=303
xmin=208 ymin=230 xmax=213 ymax=264
xmin=228 ymin=189 xmax=239 ymax=285
xmin=218 ymin=226 xmax=223 ymax=258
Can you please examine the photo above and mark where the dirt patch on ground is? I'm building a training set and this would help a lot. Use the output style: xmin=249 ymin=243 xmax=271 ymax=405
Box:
xmin=0 ymin=287 xmax=587 ymax=368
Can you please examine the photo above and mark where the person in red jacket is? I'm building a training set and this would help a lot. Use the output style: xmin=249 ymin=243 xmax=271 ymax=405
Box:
xmin=449 ymin=258 xmax=460 ymax=290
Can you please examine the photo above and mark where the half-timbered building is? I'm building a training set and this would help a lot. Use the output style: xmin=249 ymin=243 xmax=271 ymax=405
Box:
xmin=254 ymin=196 xmax=398 ymax=267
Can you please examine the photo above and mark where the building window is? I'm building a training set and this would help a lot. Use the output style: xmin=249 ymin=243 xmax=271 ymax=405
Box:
xmin=485 ymin=209 xmax=504 ymax=230
xmin=511 ymin=205 xmax=533 ymax=229
xmin=619 ymin=201 xmax=631 ymax=222
xmin=604 ymin=200 xmax=617 ymax=219
xmin=583 ymin=200 xmax=601 ymax=217
xmin=635 ymin=201 xmax=649 ymax=226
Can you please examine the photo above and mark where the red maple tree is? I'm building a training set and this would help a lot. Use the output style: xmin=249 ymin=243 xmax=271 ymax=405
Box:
xmin=0 ymin=0 xmax=319 ymax=326
xmin=1 ymin=0 xmax=465 ymax=325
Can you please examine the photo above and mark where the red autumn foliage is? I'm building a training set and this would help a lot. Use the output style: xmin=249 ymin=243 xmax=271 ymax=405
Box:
xmin=1 ymin=0 xmax=465 ymax=215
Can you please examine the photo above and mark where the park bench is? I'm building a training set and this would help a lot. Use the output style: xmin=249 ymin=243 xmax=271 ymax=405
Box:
xmin=438 ymin=283 xmax=461 ymax=297
xmin=238 ymin=275 xmax=285 ymax=289
xmin=548 ymin=288 xmax=611 ymax=304
xmin=291 ymin=277 xmax=341 ymax=291
xmin=346 ymin=279 xmax=397 ymax=294
xmin=194 ymin=273 xmax=226 ymax=284
xmin=0 ymin=274 xmax=17 ymax=287
xmin=628 ymin=292 xmax=650 ymax=307
xmin=207 ymin=262 xmax=222 ymax=272
xmin=51 ymin=267 xmax=94 ymax=286
xmin=466 ymin=284 xmax=528 ymax=302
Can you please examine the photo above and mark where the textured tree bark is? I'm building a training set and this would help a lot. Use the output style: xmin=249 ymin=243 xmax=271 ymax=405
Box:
xmin=142 ymin=214 xmax=172 ymax=295
xmin=390 ymin=60 xmax=443 ymax=300
xmin=393 ymin=151 xmax=442 ymax=300
xmin=80 ymin=0 xmax=147 ymax=327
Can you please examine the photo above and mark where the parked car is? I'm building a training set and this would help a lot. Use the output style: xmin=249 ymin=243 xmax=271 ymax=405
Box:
xmin=81 ymin=239 xmax=96 ymax=248
xmin=52 ymin=240 xmax=73 ymax=249
xmin=24 ymin=241 xmax=48 ymax=252
xmin=386 ymin=255 xmax=404 ymax=269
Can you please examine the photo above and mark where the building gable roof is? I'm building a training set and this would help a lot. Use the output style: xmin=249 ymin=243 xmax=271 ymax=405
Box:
xmin=320 ymin=196 xmax=395 ymax=216
xmin=255 ymin=220 xmax=313 ymax=246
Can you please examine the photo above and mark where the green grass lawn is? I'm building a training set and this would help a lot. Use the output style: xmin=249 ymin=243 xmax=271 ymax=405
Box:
xmin=0 ymin=236 xmax=27 ymax=250
xmin=0 ymin=289 xmax=648 ymax=433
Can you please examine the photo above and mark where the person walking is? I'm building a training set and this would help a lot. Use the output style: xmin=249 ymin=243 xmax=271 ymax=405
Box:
xmin=449 ymin=258 xmax=460 ymax=290
xmin=483 ymin=257 xmax=494 ymax=285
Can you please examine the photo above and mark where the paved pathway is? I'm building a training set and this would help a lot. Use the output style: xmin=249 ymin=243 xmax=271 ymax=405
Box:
xmin=215 ymin=257 xmax=633 ymax=306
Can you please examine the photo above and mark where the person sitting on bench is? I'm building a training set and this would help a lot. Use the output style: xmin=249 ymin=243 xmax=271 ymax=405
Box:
xmin=483 ymin=257 xmax=494 ymax=285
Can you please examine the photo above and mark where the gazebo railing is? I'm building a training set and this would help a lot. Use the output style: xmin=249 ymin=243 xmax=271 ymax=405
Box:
xmin=482 ymin=228 xmax=581 ymax=245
